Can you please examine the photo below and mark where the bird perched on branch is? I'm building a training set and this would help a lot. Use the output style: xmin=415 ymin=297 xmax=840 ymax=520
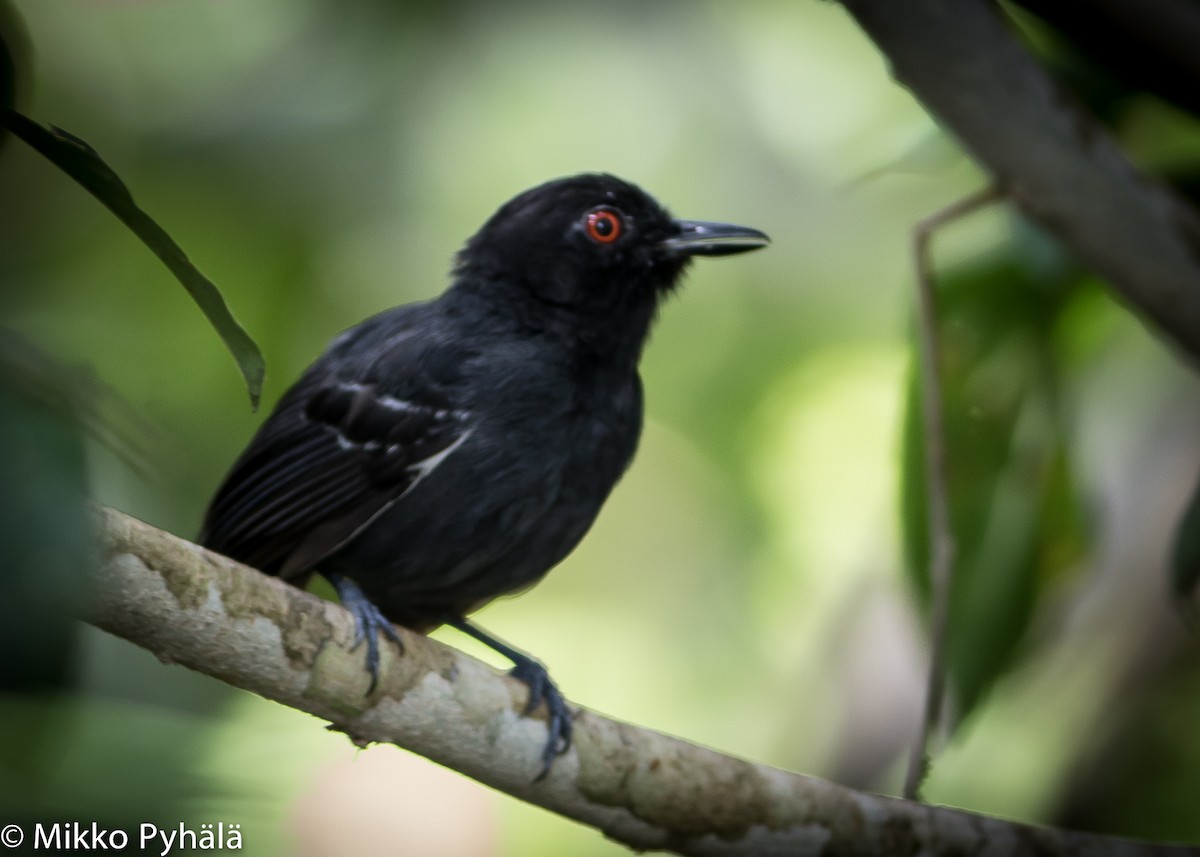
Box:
xmin=201 ymin=173 xmax=768 ymax=776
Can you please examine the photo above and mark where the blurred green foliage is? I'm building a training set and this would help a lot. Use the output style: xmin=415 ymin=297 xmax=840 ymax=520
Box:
xmin=0 ymin=346 xmax=91 ymax=693
xmin=901 ymin=239 xmax=1088 ymax=719
xmin=2 ymin=1 xmax=1200 ymax=854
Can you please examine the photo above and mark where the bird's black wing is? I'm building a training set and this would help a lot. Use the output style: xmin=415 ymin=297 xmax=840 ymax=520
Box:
xmin=201 ymin=334 xmax=470 ymax=579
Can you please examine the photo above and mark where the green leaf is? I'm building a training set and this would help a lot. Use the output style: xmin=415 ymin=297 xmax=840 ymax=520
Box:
xmin=901 ymin=247 xmax=1087 ymax=720
xmin=0 ymin=109 xmax=265 ymax=408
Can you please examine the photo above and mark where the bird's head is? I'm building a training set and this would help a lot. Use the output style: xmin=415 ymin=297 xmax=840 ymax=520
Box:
xmin=453 ymin=174 xmax=768 ymax=330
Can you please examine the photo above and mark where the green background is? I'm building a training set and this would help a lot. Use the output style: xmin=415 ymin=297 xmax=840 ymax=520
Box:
xmin=3 ymin=1 xmax=1199 ymax=854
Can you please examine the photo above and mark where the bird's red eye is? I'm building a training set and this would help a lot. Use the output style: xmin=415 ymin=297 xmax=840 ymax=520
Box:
xmin=584 ymin=209 xmax=622 ymax=244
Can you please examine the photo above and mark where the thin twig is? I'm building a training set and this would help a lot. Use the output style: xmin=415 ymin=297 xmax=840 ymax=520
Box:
xmin=903 ymin=184 xmax=1004 ymax=801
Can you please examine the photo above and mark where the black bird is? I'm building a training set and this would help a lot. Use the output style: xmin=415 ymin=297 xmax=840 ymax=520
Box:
xmin=200 ymin=173 xmax=768 ymax=776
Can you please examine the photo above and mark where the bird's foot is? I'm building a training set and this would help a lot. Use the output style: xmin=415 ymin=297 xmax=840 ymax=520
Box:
xmin=509 ymin=654 xmax=573 ymax=781
xmin=447 ymin=618 xmax=572 ymax=779
xmin=327 ymin=574 xmax=402 ymax=694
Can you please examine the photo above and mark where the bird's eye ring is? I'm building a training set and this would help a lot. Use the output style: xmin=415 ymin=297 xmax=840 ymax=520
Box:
xmin=584 ymin=208 xmax=623 ymax=244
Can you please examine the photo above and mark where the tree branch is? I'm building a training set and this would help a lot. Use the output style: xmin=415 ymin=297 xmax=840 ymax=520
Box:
xmin=839 ymin=0 xmax=1200 ymax=364
xmin=87 ymin=507 xmax=1196 ymax=856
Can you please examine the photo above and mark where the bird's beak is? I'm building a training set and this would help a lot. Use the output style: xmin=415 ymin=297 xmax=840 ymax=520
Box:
xmin=660 ymin=220 xmax=770 ymax=257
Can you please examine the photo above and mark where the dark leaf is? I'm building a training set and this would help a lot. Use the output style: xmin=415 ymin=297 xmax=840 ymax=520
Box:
xmin=0 ymin=109 xmax=265 ymax=408
xmin=0 ymin=0 xmax=23 ymax=119
xmin=1170 ymin=469 xmax=1200 ymax=606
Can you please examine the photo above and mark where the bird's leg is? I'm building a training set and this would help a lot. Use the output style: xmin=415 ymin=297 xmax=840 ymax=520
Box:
xmin=326 ymin=573 xmax=403 ymax=694
xmin=448 ymin=618 xmax=572 ymax=780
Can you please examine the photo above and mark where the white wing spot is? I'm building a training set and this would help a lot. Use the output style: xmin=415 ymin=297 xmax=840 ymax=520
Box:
xmin=375 ymin=394 xmax=416 ymax=412
xmin=408 ymin=427 xmax=473 ymax=484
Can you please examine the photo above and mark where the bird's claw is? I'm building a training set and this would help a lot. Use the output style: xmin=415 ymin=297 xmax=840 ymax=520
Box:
xmin=330 ymin=575 xmax=402 ymax=694
xmin=447 ymin=619 xmax=572 ymax=779
xmin=510 ymin=656 xmax=573 ymax=780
